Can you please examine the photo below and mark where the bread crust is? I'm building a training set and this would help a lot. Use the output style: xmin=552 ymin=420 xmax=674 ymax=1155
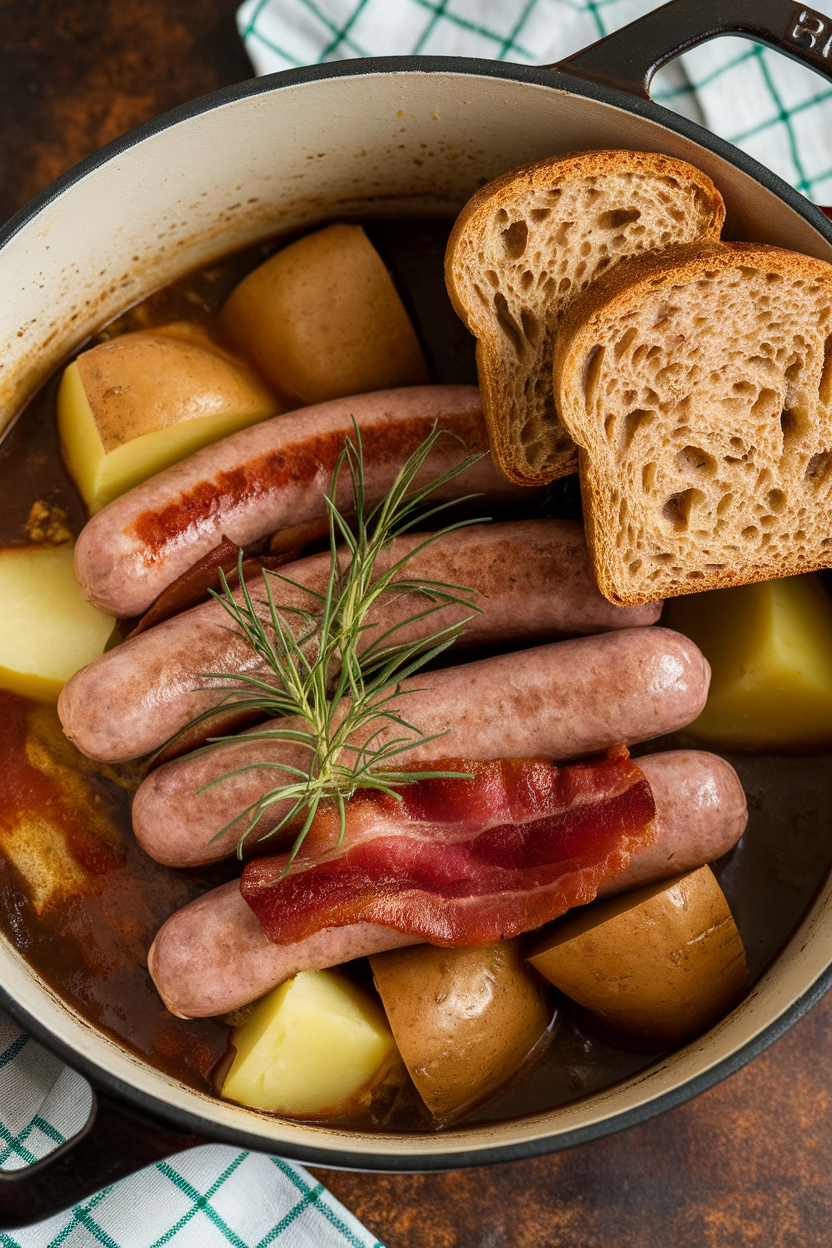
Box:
xmin=553 ymin=242 xmax=832 ymax=604
xmin=445 ymin=150 xmax=725 ymax=487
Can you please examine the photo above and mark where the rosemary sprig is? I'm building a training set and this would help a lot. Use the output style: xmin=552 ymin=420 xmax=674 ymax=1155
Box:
xmin=191 ymin=421 xmax=488 ymax=863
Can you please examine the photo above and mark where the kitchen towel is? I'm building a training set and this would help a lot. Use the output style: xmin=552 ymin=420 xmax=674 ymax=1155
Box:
xmin=0 ymin=1014 xmax=380 ymax=1248
xmin=4 ymin=0 xmax=832 ymax=1243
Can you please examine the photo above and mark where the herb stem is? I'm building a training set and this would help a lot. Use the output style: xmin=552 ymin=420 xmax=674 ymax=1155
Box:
xmin=177 ymin=421 xmax=486 ymax=861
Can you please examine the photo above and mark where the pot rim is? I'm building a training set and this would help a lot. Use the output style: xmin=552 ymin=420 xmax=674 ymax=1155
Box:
xmin=3 ymin=955 xmax=832 ymax=1172
xmin=1 ymin=54 xmax=831 ymax=259
xmin=2 ymin=51 xmax=832 ymax=1170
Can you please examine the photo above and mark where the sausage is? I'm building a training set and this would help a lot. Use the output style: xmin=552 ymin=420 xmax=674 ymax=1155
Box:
xmin=147 ymin=749 xmax=746 ymax=1018
xmin=132 ymin=626 xmax=709 ymax=868
xmin=148 ymin=896 xmax=421 ymax=1019
xmin=598 ymin=751 xmax=747 ymax=895
xmin=74 ymin=385 xmax=527 ymax=618
xmin=59 ymin=520 xmax=662 ymax=764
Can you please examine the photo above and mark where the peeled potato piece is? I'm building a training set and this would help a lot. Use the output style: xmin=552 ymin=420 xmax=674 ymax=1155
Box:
xmin=59 ymin=328 xmax=278 ymax=513
xmin=0 ymin=544 xmax=115 ymax=702
xmin=528 ymin=865 xmax=747 ymax=1048
xmin=221 ymin=223 xmax=430 ymax=405
xmin=663 ymin=574 xmax=832 ymax=750
xmin=221 ymin=969 xmax=396 ymax=1118
xmin=370 ymin=940 xmax=551 ymax=1122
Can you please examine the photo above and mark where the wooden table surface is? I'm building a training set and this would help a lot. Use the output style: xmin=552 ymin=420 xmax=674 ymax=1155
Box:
xmin=2 ymin=3 xmax=832 ymax=1244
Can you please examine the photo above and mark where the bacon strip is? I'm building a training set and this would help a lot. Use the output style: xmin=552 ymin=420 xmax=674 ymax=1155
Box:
xmin=124 ymin=533 xmax=322 ymax=637
xmin=240 ymin=749 xmax=656 ymax=947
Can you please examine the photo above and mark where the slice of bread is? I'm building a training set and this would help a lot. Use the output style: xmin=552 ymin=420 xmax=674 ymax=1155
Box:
xmin=553 ymin=242 xmax=832 ymax=605
xmin=445 ymin=150 xmax=725 ymax=486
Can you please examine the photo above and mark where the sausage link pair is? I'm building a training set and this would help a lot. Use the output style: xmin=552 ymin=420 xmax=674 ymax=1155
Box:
xmin=131 ymin=625 xmax=710 ymax=868
xmin=74 ymin=385 xmax=526 ymax=618
xmin=59 ymin=519 xmax=661 ymax=764
xmin=147 ymin=750 xmax=747 ymax=1018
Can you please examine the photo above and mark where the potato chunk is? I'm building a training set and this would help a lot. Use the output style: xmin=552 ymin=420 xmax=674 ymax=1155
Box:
xmin=528 ymin=866 xmax=747 ymax=1048
xmin=370 ymin=940 xmax=551 ymax=1122
xmin=221 ymin=223 xmax=429 ymax=405
xmin=221 ymin=969 xmax=396 ymax=1118
xmin=663 ymin=574 xmax=832 ymax=749
xmin=58 ymin=328 xmax=278 ymax=513
xmin=0 ymin=545 xmax=115 ymax=701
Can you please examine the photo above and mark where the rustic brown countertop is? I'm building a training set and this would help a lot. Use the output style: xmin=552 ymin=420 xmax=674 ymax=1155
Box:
xmin=2 ymin=3 xmax=832 ymax=1244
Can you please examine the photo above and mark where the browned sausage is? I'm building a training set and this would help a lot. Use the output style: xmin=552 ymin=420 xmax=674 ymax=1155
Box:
xmin=73 ymin=385 xmax=526 ymax=618
xmin=132 ymin=626 xmax=709 ymax=868
xmin=148 ymin=749 xmax=745 ymax=1018
xmin=60 ymin=520 xmax=662 ymax=764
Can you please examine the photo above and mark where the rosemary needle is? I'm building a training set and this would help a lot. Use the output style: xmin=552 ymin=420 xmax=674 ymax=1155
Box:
xmin=178 ymin=421 xmax=489 ymax=863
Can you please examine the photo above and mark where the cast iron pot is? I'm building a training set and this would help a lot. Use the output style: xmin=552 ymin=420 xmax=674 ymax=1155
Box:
xmin=2 ymin=0 xmax=832 ymax=1227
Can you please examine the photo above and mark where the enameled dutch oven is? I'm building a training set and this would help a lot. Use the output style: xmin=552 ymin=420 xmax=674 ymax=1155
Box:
xmin=3 ymin=0 xmax=832 ymax=1226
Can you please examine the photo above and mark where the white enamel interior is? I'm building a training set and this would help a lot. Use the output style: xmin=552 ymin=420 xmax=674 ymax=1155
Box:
xmin=1 ymin=66 xmax=832 ymax=1164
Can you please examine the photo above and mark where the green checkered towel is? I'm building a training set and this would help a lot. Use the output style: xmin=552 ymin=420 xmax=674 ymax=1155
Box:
xmin=4 ymin=0 xmax=832 ymax=1242
xmin=238 ymin=0 xmax=832 ymax=203
xmin=0 ymin=1016 xmax=381 ymax=1248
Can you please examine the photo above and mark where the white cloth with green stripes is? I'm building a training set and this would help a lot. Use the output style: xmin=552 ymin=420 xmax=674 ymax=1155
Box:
xmin=4 ymin=0 xmax=832 ymax=1243
xmin=0 ymin=1022 xmax=380 ymax=1247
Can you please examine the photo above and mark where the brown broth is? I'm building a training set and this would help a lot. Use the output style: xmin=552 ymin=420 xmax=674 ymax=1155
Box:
xmin=0 ymin=690 xmax=236 ymax=1091
xmin=0 ymin=226 xmax=831 ymax=1132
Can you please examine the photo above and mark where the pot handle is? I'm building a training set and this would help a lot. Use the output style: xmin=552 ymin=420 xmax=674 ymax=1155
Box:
xmin=555 ymin=0 xmax=832 ymax=98
xmin=0 ymin=1087 xmax=206 ymax=1230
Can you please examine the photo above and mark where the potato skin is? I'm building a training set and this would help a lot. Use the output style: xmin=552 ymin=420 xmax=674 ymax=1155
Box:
xmin=529 ymin=865 xmax=748 ymax=1048
xmin=221 ymin=223 xmax=429 ymax=404
xmin=370 ymin=940 xmax=552 ymax=1122
xmin=61 ymin=328 xmax=277 ymax=513
xmin=74 ymin=329 xmax=276 ymax=448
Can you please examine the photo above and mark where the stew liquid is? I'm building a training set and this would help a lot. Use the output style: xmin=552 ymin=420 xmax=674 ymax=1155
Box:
xmin=0 ymin=226 xmax=831 ymax=1131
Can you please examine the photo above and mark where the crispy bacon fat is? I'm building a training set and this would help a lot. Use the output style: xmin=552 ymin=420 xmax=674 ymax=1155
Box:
xmin=240 ymin=748 xmax=656 ymax=946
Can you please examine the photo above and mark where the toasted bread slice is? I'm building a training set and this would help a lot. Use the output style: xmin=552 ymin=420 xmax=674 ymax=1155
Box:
xmin=445 ymin=150 xmax=725 ymax=486
xmin=553 ymin=242 xmax=832 ymax=605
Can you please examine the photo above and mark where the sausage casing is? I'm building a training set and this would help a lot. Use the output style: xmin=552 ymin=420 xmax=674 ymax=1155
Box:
xmin=74 ymin=385 xmax=525 ymax=617
xmin=132 ymin=626 xmax=709 ymax=868
xmin=147 ymin=749 xmax=745 ymax=1018
xmin=60 ymin=519 xmax=661 ymax=763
